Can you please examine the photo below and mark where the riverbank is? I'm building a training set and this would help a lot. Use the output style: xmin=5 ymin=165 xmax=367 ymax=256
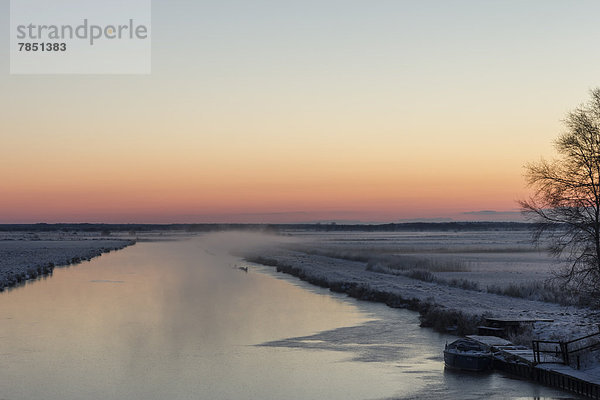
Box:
xmin=245 ymin=246 xmax=600 ymax=343
xmin=0 ymin=236 xmax=135 ymax=291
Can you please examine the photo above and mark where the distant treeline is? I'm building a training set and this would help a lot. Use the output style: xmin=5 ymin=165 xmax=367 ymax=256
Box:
xmin=0 ymin=222 xmax=534 ymax=233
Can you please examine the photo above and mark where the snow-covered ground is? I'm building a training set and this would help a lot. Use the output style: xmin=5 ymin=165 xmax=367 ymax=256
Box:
xmin=0 ymin=232 xmax=134 ymax=291
xmin=288 ymin=230 xmax=557 ymax=289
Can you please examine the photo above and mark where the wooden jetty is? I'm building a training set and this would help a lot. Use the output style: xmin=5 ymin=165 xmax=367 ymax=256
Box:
xmin=467 ymin=334 xmax=600 ymax=399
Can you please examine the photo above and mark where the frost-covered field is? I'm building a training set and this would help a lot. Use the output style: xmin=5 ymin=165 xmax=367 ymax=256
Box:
xmin=288 ymin=230 xmax=557 ymax=289
xmin=0 ymin=232 xmax=134 ymax=291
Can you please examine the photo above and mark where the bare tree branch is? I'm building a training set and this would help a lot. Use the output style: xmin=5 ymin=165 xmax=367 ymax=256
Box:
xmin=521 ymin=88 xmax=600 ymax=299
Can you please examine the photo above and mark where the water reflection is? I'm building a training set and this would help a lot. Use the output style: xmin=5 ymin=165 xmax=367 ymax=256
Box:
xmin=0 ymin=235 xmax=584 ymax=400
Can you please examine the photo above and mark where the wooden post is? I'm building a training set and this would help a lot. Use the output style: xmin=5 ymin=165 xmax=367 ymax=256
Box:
xmin=560 ymin=341 xmax=569 ymax=365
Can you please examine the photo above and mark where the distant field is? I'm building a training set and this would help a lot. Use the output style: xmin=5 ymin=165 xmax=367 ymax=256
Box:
xmin=288 ymin=230 xmax=558 ymax=292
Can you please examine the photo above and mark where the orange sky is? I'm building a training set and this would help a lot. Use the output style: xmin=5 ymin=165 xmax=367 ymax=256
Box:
xmin=2 ymin=1 xmax=600 ymax=223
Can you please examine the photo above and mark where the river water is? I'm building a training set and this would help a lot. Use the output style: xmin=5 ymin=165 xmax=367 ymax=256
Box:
xmin=0 ymin=236 xmax=580 ymax=399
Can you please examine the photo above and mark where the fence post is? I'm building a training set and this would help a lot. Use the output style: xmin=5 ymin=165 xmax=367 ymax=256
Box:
xmin=560 ymin=342 xmax=569 ymax=365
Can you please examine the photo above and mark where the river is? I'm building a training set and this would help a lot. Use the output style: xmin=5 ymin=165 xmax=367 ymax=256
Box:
xmin=0 ymin=236 xmax=580 ymax=399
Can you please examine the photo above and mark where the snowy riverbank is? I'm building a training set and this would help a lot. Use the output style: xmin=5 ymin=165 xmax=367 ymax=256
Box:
xmin=245 ymin=231 xmax=600 ymax=346
xmin=0 ymin=236 xmax=135 ymax=291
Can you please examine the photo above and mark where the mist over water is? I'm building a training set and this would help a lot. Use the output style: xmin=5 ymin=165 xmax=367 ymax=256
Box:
xmin=0 ymin=234 xmax=581 ymax=399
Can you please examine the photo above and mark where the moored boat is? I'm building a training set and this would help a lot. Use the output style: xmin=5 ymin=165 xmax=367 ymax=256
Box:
xmin=444 ymin=338 xmax=492 ymax=371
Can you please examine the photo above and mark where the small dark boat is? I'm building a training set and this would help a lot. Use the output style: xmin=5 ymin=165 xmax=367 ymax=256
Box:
xmin=444 ymin=338 xmax=492 ymax=371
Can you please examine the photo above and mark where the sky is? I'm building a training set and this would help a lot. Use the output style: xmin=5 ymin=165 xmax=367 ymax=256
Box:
xmin=2 ymin=0 xmax=600 ymax=223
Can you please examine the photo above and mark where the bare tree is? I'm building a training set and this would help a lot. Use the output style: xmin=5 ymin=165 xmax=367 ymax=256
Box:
xmin=520 ymin=88 xmax=600 ymax=297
